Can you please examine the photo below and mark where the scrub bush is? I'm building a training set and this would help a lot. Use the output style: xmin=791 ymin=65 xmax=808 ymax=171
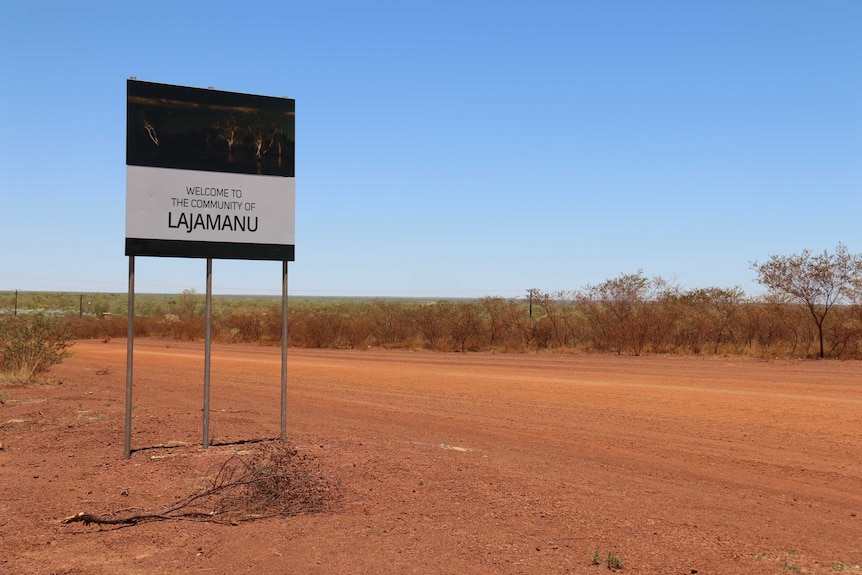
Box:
xmin=0 ymin=314 xmax=74 ymax=383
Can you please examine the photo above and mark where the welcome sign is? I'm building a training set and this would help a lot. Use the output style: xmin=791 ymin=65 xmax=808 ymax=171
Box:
xmin=125 ymin=80 xmax=295 ymax=260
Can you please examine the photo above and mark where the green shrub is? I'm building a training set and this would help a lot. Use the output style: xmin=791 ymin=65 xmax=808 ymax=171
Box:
xmin=0 ymin=315 xmax=74 ymax=383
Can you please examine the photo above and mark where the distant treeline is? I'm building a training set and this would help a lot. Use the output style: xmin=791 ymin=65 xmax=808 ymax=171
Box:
xmin=0 ymin=290 xmax=282 ymax=318
xmin=3 ymin=281 xmax=861 ymax=360
xmin=4 ymin=245 xmax=861 ymax=359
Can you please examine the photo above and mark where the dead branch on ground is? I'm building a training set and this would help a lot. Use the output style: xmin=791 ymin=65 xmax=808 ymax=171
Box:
xmin=62 ymin=442 xmax=337 ymax=529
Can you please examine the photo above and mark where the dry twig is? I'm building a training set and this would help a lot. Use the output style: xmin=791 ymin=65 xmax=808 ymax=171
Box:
xmin=62 ymin=442 xmax=337 ymax=529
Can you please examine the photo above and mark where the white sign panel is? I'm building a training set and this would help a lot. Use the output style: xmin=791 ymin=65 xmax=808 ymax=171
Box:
xmin=126 ymin=167 xmax=295 ymax=245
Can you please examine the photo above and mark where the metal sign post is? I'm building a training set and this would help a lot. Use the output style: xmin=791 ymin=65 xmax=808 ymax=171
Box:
xmin=124 ymin=256 xmax=135 ymax=460
xmin=203 ymin=258 xmax=213 ymax=448
xmin=281 ymin=261 xmax=288 ymax=440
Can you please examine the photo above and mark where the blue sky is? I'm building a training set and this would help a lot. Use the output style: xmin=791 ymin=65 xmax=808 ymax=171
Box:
xmin=1 ymin=1 xmax=859 ymax=297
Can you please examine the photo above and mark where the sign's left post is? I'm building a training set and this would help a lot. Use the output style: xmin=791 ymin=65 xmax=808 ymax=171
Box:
xmin=124 ymin=256 xmax=135 ymax=459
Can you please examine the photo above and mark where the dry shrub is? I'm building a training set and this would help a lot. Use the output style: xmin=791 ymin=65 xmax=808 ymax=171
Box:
xmin=0 ymin=315 xmax=74 ymax=383
xmin=210 ymin=442 xmax=337 ymax=519
xmin=63 ymin=441 xmax=338 ymax=528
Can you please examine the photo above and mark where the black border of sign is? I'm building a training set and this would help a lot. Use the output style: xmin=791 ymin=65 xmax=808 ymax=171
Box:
xmin=126 ymin=238 xmax=294 ymax=261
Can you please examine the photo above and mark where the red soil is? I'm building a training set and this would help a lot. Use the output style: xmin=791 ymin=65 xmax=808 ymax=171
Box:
xmin=1 ymin=339 xmax=860 ymax=574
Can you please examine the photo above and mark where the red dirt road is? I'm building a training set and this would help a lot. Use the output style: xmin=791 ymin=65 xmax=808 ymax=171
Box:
xmin=1 ymin=339 xmax=860 ymax=574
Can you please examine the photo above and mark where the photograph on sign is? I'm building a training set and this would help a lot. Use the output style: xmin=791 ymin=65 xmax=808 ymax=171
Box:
xmin=125 ymin=80 xmax=295 ymax=261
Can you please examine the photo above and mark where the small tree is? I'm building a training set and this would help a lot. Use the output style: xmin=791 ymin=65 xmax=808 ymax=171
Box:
xmin=530 ymin=289 xmax=577 ymax=348
xmin=214 ymin=114 xmax=241 ymax=160
xmin=681 ymin=286 xmax=745 ymax=354
xmin=169 ymin=288 xmax=205 ymax=341
xmin=0 ymin=315 xmax=74 ymax=382
xmin=450 ymin=302 xmax=482 ymax=352
xmin=247 ymin=118 xmax=276 ymax=164
xmin=580 ymin=270 xmax=662 ymax=355
xmin=751 ymin=243 xmax=862 ymax=358
xmin=411 ymin=301 xmax=454 ymax=350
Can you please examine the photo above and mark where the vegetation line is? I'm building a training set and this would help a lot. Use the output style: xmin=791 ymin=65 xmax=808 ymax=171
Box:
xmin=3 ymin=245 xmax=861 ymax=360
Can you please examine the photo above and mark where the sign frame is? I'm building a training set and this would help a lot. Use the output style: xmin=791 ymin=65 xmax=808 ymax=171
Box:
xmin=123 ymin=79 xmax=294 ymax=459
xmin=125 ymin=79 xmax=295 ymax=261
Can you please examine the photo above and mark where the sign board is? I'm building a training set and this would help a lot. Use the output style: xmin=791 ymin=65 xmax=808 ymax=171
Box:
xmin=125 ymin=80 xmax=295 ymax=260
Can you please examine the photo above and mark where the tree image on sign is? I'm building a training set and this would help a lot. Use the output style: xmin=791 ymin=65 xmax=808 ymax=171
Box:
xmin=127 ymin=81 xmax=295 ymax=178
xmin=214 ymin=114 xmax=241 ymax=163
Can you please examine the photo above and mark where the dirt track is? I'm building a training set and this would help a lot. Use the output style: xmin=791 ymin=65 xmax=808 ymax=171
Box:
xmin=1 ymin=339 xmax=860 ymax=574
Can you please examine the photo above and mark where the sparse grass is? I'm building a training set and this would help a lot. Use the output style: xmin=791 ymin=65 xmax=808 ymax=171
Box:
xmin=589 ymin=546 xmax=623 ymax=570
xmin=606 ymin=548 xmax=623 ymax=570
xmin=833 ymin=562 xmax=861 ymax=572
xmin=590 ymin=545 xmax=623 ymax=571
xmin=779 ymin=549 xmax=802 ymax=572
